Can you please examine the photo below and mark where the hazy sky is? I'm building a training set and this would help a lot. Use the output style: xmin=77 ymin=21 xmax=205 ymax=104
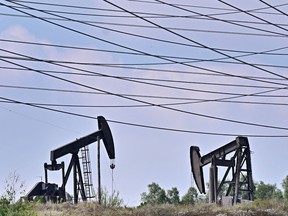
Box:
xmin=1 ymin=0 xmax=288 ymax=206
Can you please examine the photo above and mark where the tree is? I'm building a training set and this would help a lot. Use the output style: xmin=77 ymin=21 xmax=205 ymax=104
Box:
xmin=167 ymin=187 xmax=180 ymax=205
xmin=255 ymin=181 xmax=283 ymax=200
xmin=181 ymin=187 xmax=198 ymax=205
xmin=140 ymin=182 xmax=167 ymax=205
xmin=282 ymin=175 xmax=288 ymax=201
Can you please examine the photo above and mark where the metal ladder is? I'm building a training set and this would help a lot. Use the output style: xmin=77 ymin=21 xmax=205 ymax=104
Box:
xmin=80 ymin=146 xmax=95 ymax=201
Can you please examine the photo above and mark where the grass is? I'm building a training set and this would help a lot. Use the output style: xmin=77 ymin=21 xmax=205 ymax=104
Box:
xmin=30 ymin=200 xmax=288 ymax=216
xmin=1 ymin=199 xmax=288 ymax=215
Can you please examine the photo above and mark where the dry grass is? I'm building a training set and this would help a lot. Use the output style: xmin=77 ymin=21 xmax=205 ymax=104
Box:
xmin=32 ymin=200 xmax=288 ymax=216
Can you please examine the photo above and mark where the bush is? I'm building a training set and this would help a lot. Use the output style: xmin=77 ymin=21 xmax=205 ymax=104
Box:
xmin=0 ymin=172 xmax=36 ymax=216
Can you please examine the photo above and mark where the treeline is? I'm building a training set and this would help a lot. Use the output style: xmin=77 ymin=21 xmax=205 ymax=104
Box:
xmin=140 ymin=175 xmax=288 ymax=205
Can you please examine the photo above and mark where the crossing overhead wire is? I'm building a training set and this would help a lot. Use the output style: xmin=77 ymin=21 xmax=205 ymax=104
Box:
xmin=3 ymin=84 xmax=288 ymax=107
xmin=3 ymin=12 xmax=288 ymax=38
xmin=6 ymin=0 xmax=288 ymax=33
xmin=122 ymin=0 xmax=288 ymax=37
xmin=1 ymin=1 xmax=284 ymax=52
xmin=1 ymin=65 xmax=284 ymax=90
xmin=125 ymin=0 xmax=288 ymax=16
xmin=0 ymin=84 xmax=200 ymax=101
xmin=2 ymin=1 xmax=286 ymax=71
xmin=2 ymin=51 xmax=288 ymax=70
xmin=218 ymin=0 xmax=288 ymax=33
xmin=2 ymin=38 xmax=288 ymax=65
xmin=1 ymin=47 xmax=286 ymax=83
xmin=3 ymin=5 xmax=288 ymax=35
xmin=1 ymin=95 xmax=288 ymax=138
xmin=3 ymin=1 xmax=288 ymax=43
xmin=3 ymin=95 xmax=288 ymax=107
xmin=9 ymin=0 xmax=288 ymax=17
xmin=3 ymin=1 xmax=288 ymax=88
xmin=145 ymin=0 xmax=288 ymax=79
xmin=2 ymin=1 xmax=288 ymax=132
xmin=0 ymin=49 xmax=265 ymax=96
xmin=2 ymin=47 xmax=288 ymax=98
xmin=2 ymin=55 xmax=288 ymax=131
xmin=0 ymin=100 xmax=150 ymax=108
xmin=7 ymin=2 xmax=288 ymax=67
xmin=0 ymin=48 xmax=286 ymax=104
xmin=259 ymin=0 xmax=288 ymax=17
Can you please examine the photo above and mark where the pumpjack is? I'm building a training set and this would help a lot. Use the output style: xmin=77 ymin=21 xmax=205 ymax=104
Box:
xmin=26 ymin=116 xmax=115 ymax=203
xmin=190 ymin=136 xmax=254 ymax=205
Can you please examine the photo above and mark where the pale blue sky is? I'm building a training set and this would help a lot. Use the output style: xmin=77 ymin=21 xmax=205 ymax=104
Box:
xmin=1 ymin=0 xmax=288 ymax=206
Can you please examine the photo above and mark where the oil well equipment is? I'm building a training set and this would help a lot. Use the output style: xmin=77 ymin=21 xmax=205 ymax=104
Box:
xmin=190 ymin=136 xmax=254 ymax=205
xmin=26 ymin=116 xmax=115 ymax=204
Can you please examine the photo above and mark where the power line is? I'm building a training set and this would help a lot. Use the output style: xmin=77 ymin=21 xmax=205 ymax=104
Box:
xmin=2 ymin=51 xmax=288 ymax=70
xmin=0 ymin=49 xmax=264 ymax=96
xmin=1 ymin=95 xmax=288 ymax=138
xmin=6 ymin=0 xmax=288 ymax=133
xmin=2 ymin=48 xmax=288 ymax=100
xmin=3 ymin=5 xmax=288 ymax=32
xmin=4 ymin=0 xmax=288 ymax=88
xmin=121 ymin=0 xmax=288 ymax=37
xmin=147 ymin=0 xmax=288 ymax=80
xmin=218 ymin=0 xmax=288 ymax=34
xmin=3 ymin=11 xmax=288 ymax=39
xmin=1 ymin=65 xmax=282 ymax=90
xmin=125 ymin=0 xmax=288 ymax=17
xmin=2 ymin=84 xmax=288 ymax=107
xmin=259 ymin=0 xmax=288 ymax=17
xmin=2 ymin=38 xmax=288 ymax=66
xmin=2 ymin=55 xmax=288 ymax=131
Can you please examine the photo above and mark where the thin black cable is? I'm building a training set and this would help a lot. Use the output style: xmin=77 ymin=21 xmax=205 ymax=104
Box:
xmin=2 ymin=51 xmax=288 ymax=70
xmin=125 ymin=0 xmax=288 ymax=16
xmin=2 ymin=48 xmax=288 ymax=99
xmin=121 ymin=0 xmax=288 ymax=37
xmin=1 ymin=49 xmax=264 ymax=97
xmin=3 ymin=1 xmax=288 ymax=130
xmin=2 ymin=57 xmax=288 ymax=131
xmin=3 ymin=96 xmax=288 ymax=107
xmin=1 ymin=43 xmax=287 ymax=83
xmin=8 ymin=3 xmax=288 ymax=27
xmin=3 ymin=1 xmax=288 ymax=87
xmin=3 ymin=6 xmax=288 ymax=31
xmin=1 ymin=81 xmax=287 ymax=107
xmin=10 ymin=2 xmax=287 ymax=71
xmin=0 ymin=84 xmax=197 ymax=101
xmin=2 ymin=38 xmax=288 ymax=67
xmin=3 ymin=84 xmax=288 ymax=106
xmin=218 ymin=0 xmax=288 ymax=33
xmin=10 ymin=0 xmax=288 ymax=17
xmin=1 ymin=95 xmax=288 ymax=138
xmin=1 ymin=65 xmax=281 ymax=90
xmin=148 ymin=0 xmax=288 ymax=80
xmin=259 ymin=0 xmax=288 ymax=17
xmin=3 ymin=44 xmax=284 ymax=85
xmin=2 ymin=47 xmax=288 ymax=90
xmin=1 ymin=1 xmax=254 ymax=81
xmin=3 ymin=11 xmax=288 ymax=39
xmin=8 ymin=0 xmax=288 ymax=71
xmin=0 ymin=100 xmax=149 ymax=108
xmin=8 ymin=0 xmax=288 ymax=34
xmin=1 ymin=38 xmax=286 ymax=60
xmin=3 ymin=3 xmax=288 ymax=90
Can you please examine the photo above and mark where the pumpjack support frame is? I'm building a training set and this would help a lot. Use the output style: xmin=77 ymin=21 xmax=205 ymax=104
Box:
xmin=44 ymin=116 xmax=115 ymax=204
xmin=190 ymin=136 xmax=254 ymax=204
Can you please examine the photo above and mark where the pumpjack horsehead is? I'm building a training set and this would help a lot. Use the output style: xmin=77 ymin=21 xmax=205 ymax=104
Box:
xmin=190 ymin=136 xmax=254 ymax=205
